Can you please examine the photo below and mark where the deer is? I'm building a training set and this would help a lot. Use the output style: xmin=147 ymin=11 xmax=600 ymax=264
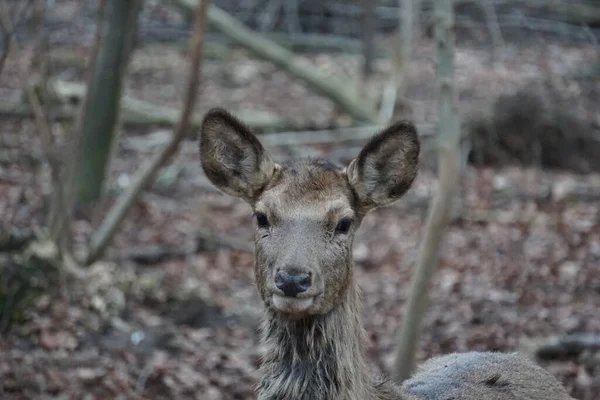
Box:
xmin=198 ymin=108 xmax=574 ymax=400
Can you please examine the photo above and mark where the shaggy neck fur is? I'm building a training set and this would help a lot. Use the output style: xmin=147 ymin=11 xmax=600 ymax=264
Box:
xmin=257 ymin=279 xmax=408 ymax=400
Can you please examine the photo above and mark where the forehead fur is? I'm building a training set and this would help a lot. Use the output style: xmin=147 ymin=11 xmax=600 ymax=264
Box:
xmin=259 ymin=158 xmax=356 ymax=209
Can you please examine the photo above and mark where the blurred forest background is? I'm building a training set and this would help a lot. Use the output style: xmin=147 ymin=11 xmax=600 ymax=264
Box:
xmin=0 ymin=0 xmax=599 ymax=399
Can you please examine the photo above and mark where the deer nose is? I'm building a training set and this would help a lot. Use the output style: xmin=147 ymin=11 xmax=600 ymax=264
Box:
xmin=275 ymin=270 xmax=311 ymax=297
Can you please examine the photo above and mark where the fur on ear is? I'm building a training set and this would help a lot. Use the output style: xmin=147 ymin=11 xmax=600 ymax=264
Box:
xmin=199 ymin=108 xmax=277 ymax=202
xmin=346 ymin=121 xmax=420 ymax=210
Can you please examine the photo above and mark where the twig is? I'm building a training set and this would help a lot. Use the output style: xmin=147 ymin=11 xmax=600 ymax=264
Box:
xmin=86 ymin=0 xmax=211 ymax=264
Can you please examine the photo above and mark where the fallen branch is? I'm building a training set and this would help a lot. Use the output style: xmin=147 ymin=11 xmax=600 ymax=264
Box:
xmin=535 ymin=335 xmax=600 ymax=360
xmin=538 ymin=1 xmax=600 ymax=27
xmin=0 ymin=85 xmax=287 ymax=131
xmin=174 ymin=0 xmax=380 ymax=124
xmin=85 ymin=0 xmax=211 ymax=264
xmin=123 ymin=229 xmax=253 ymax=265
xmin=124 ymin=245 xmax=187 ymax=264
xmin=449 ymin=0 xmax=600 ymax=27
xmin=119 ymin=122 xmax=439 ymax=151
xmin=194 ymin=227 xmax=253 ymax=253
xmin=265 ymin=33 xmax=376 ymax=54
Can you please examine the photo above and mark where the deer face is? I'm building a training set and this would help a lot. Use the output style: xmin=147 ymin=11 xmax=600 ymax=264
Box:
xmin=199 ymin=108 xmax=420 ymax=318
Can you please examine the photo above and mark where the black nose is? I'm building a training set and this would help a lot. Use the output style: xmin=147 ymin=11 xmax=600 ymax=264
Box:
xmin=275 ymin=270 xmax=311 ymax=297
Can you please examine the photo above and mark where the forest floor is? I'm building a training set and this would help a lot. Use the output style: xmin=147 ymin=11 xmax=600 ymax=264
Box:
xmin=1 ymin=10 xmax=600 ymax=399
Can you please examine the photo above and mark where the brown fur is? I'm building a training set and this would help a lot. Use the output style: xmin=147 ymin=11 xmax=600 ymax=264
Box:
xmin=199 ymin=108 xmax=574 ymax=400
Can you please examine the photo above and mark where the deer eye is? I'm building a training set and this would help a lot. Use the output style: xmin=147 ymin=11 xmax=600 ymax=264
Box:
xmin=335 ymin=218 xmax=353 ymax=234
xmin=255 ymin=212 xmax=270 ymax=228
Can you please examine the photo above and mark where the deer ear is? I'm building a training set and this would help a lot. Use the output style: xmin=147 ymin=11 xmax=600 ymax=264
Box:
xmin=346 ymin=121 xmax=420 ymax=211
xmin=199 ymin=108 xmax=277 ymax=202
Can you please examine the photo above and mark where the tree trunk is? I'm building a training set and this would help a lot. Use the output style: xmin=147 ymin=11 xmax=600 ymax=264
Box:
xmin=380 ymin=0 xmax=416 ymax=123
xmin=361 ymin=0 xmax=377 ymax=79
xmin=48 ymin=0 xmax=107 ymax=249
xmin=71 ymin=0 xmax=141 ymax=207
xmin=392 ymin=0 xmax=461 ymax=383
xmin=85 ymin=0 xmax=211 ymax=265
xmin=395 ymin=0 xmax=414 ymax=97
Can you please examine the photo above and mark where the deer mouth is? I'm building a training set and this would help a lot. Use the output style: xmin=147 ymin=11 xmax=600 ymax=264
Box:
xmin=271 ymin=294 xmax=315 ymax=313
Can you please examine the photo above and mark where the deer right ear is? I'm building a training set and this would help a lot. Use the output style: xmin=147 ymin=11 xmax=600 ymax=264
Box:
xmin=346 ymin=121 xmax=420 ymax=211
xmin=199 ymin=108 xmax=277 ymax=203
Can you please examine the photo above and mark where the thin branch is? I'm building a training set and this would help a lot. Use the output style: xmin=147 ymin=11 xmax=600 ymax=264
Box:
xmin=481 ymin=0 xmax=504 ymax=65
xmin=259 ymin=0 xmax=282 ymax=33
xmin=379 ymin=82 xmax=397 ymax=123
xmin=86 ymin=0 xmax=212 ymax=264
xmin=0 ymin=0 xmax=34 ymax=77
xmin=392 ymin=0 xmax=462 ymax=383
xmin=283 ymin=0 xmax=301 ymax=36
xmin=0 ymin=0 xmax=70 ymax=248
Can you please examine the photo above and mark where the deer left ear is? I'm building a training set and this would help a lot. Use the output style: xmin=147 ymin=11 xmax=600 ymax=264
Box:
xmin=346 ymin=121 xmax=420 ymax=211
xmin=199 ymin=108 xmax=277 ymax=203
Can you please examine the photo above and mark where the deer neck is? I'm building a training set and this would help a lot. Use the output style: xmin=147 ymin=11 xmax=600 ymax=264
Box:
xmin=257 ymin=279 xmax=380 ymax=400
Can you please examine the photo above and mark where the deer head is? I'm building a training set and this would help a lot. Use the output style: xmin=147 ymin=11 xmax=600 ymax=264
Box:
xmin=199 ymin=108 xmax=420 ymax=319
